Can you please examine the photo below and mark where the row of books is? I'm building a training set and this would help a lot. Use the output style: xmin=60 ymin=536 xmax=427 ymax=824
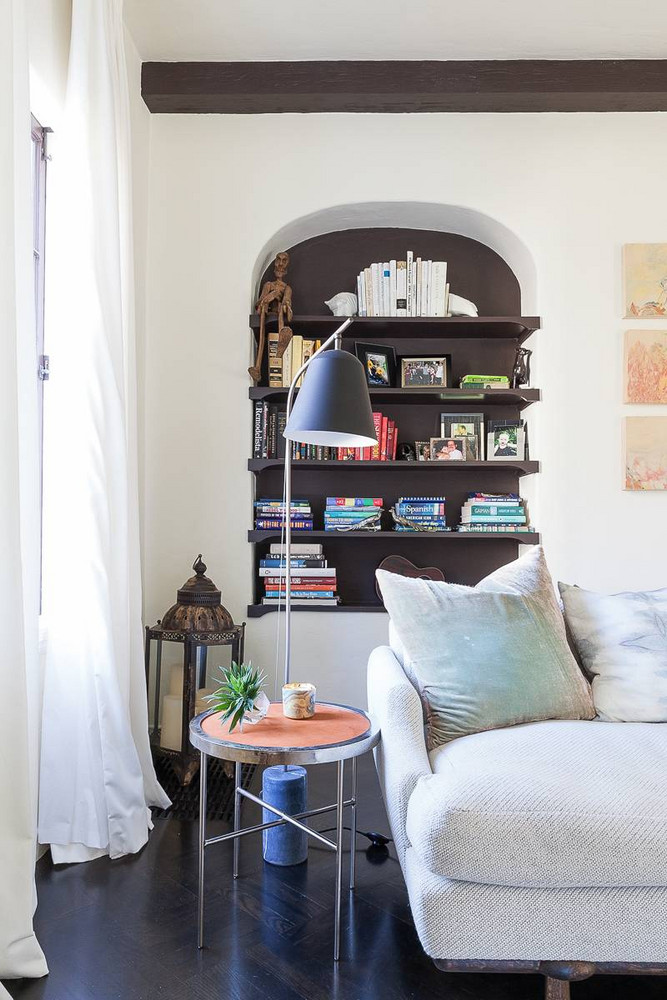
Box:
xmin=252 ymin=404 xmax=398 ymax=462
xmin=458 ymin=492 xmax=533 ymax=532
xmin=390 ymin=496 xmax=449 ymax=532
xmin=324 ymin=497 xmax=383 ymax=532
xmin=268 ymin=334 xmax=322 ymax=389
xmin=254 ymin=499 xmax=313 ymax=531
xmin=259 ymin=543 xmax=338 ymax=606
xmin=355 ymin=255 xmax=449 ymax=317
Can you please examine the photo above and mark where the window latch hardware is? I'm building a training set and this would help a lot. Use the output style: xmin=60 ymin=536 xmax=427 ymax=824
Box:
xmin=38 ymin=355 xmax=50 ymax=381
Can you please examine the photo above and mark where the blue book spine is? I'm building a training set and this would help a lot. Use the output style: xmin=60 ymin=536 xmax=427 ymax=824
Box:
xmin=396 ymin=503 xmax=446 ymax=515
xmin=265 ymin=590 xmax=335 ymax=598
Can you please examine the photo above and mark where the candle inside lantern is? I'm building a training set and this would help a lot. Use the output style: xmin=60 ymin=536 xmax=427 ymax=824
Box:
xmin=282 ymin=682 xmax=316 ymax=720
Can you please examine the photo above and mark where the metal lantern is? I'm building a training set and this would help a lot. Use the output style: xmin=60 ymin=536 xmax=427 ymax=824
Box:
xmin=145 ymin=555 xmax=245 ymax=785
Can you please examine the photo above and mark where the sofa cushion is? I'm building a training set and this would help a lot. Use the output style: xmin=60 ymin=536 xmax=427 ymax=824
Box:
xmin=406 ymin=719 xmax=667 ymax=888
xmin=559 ymin=582 xmax=667 ymax=722
xmin=376 ymin=566 xmax=594 ymax=749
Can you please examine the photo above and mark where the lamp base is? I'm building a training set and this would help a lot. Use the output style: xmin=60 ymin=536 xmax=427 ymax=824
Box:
xmin=262 ymin=765 xmax=308 ymax=865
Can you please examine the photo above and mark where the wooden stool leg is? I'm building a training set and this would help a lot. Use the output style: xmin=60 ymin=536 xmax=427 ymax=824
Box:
xmin=544 ymin=976 xmax=570 ymax=1000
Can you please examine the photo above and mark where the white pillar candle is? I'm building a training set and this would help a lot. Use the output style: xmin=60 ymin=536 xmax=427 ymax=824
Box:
xmin=160 ymin=693 xmax=182 ymax=750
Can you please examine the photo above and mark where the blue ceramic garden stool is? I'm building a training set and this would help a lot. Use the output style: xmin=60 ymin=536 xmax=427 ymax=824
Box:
xmin=262 ymin=765 xmax=308 ymax=865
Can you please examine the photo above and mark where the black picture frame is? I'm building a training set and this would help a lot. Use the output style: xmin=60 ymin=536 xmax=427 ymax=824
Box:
xmin=354 ymin=342 xmax=397 ymax=388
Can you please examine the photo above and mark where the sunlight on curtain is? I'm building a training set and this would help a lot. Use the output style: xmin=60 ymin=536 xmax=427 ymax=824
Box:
xmin=39 ymin=0 xmax=169 ymax=864
xmin=0 ymin=0 xmax=48 ymax=986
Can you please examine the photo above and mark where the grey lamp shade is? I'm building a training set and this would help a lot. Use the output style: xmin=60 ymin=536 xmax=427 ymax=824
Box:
xmin=283 ymin=349 xmax=377 ymax=447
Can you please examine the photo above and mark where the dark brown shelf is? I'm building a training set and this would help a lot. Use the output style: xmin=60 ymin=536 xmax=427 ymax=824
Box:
xmin=250 ymin=386 xmax=540 ymax=408
xmin=249 ymin=458 xmax=540 ymax=476
xmin=248 ymin=529 xmax=540 ymax=543
xmin=247 ymin=603 xmax=387 ymax=618
xmin=249 ymin=314 xmax=540 ymax=343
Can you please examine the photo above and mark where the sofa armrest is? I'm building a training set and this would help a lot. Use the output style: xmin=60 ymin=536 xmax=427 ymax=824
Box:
xmin=367 ymin=645 xmax=432 ymax=864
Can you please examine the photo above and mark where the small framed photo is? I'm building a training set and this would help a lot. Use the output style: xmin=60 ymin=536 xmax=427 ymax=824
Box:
xmin=414 ymin=440 xmax=431 ymax=462
xmin=430 ymin=437 xmax=467 ymax=461
xmin=355 ymin=343 xmax=396 ymax=387
xmin=487 ymin=425 xmax=525 ymax=460
xmin=401 ymin=356 xmax=450 ymax=389
xmin=440 ymin=411 xmax=485 ymax=457
xmin=461 ymin=433 xmax=479 ymax=460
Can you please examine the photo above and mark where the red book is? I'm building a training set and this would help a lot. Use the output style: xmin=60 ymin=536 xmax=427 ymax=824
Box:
xmin=386 ymin=420 xmax=395 ymax=463
xmin=371 ymin=412 xmax=382 ymax=460
xmin=264 ymin=583 xmax=337 ymax=591
xmin=380 ymin=416 xmax=389 ymax=461
xmin=392 ymin=421 xmax=398 ymax=459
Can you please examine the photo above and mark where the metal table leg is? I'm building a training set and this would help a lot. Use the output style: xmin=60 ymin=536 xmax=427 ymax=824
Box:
xmin=197 ymin=750 xmax=207 ymax=949
xmin=349 ymin=756 xmax=357 ymax=891
xmin=233 ymin=761 xmax=241 ymax=879
xmin=334 ymin=758 xmax=345 ymax=962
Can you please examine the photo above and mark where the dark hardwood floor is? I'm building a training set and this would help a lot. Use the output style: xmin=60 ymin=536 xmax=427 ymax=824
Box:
xmin=3 ymin=756 xmax=663 ymax=1000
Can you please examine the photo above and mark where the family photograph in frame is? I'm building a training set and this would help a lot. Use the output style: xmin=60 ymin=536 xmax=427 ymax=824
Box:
xmin=440 ymin=411 xmax=485 ymax=459
xmin=401 ymin=356 xmax=450 ymax=389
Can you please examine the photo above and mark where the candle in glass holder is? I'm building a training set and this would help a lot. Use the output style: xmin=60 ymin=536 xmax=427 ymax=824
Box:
xmin=282 ymin=682 xmax=316 ymax=720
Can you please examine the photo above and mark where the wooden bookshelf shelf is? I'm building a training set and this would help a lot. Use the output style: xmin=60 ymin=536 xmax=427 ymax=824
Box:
xmin=250 ymin=386 xmax=541 ymax=409
xmin=249 ymin=459 xmax=540 ymax=476
xmin=248 ymin=226 xmax=542 ymax=611
xmin=248 ymin=530 xmax=541 ymax=543
xmin=250 ymin=314 xmax=540 ymax=345
xmin=248 ymin=603 xmax=387 ymax=618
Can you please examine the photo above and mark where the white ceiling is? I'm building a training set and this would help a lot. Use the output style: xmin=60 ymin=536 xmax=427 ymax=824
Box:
xmin=124 ymin=0 xmax=667 ymax=62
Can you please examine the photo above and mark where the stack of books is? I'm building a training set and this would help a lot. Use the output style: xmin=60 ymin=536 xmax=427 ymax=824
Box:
xmin=259 ymin=543 xmax=338 ymax=607
xmin=324 ymin=497 xmax=383 ymax=532
xmin=460 ymin=374 xmax=511 ymax=389
xmin=355 ymin=255 xmax=449 ymax=317
xmin=268 ymin=333 xmax=322 ymax=389
xmin=289 ymin=411 xmax=396 ymax=462
xmin=457 ymin=493 xmax=532 ymax=532
xmin=254 ymin=499 xmax=313 ymax=531
xmin=290 ymin=443 xmax=338 ymax=461
xmin=391 ymin=496 xmax=449 ymax=532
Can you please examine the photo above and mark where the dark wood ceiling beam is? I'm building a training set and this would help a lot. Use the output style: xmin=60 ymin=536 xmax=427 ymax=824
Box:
xmin=141 ymin=59 xmax=667 ymax=114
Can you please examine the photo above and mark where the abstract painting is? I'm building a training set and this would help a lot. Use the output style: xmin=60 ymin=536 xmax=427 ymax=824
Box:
xmin=624 ymin=329 xmax=667 ymax=403
xmin=623 ymin=243 xmax=667 ymax=318
xmin=624 ymin=417 xmax=667 ymax=490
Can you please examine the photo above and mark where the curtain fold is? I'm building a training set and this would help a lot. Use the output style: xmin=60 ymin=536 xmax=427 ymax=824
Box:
xmin=39 ymin=0 xmax=168 ymax=864
xmin=0 ymin=0 xmax=48 ymax=986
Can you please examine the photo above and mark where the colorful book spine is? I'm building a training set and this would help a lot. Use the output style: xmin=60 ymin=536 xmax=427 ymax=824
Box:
xmin=326 ymin=497 xmax=383 ymax=507
xmin=465 ymin=505 xmax=526 ymax=516
xmin=265 ymin=590 xmax=335 ymax=599
xmin=396 ymin=503 xmax=446 ymax=515
xmin=268 ymin=330 xmax=282 ymax=387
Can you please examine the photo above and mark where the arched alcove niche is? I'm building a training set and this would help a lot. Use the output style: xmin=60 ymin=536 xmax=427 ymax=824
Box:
xmin=252 ymin=202 xmax=537 ymax=314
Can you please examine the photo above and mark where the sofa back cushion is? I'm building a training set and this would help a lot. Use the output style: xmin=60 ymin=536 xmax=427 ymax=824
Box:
xmin=377 ymin=564 xmax=595 ymax=749
xmin=559 ymin=583 xmax=667 ymax=722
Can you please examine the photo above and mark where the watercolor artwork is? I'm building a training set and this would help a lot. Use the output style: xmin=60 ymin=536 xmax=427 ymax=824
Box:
xmin=624 ymin=329 xmax=667 ymax=403
xmin=623 ymin=243 xmax=667 ymax=318
xmin=624 ymin=416 xmax=667 ymax=490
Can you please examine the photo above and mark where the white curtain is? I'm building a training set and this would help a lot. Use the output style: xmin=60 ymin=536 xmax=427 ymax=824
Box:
xmin=39 ymin=0 xmax=169 ymax=864
xmin=0 ymin=0 xmax=48 ymax=987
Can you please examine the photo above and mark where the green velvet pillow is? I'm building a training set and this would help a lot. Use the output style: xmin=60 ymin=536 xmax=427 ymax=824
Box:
xmin=377 ymin=569 xmax=595 ymax=748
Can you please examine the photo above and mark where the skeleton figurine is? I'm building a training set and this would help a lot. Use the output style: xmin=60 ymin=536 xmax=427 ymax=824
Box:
xmin=511 ymin=347 xmax=532 ymax=389
xmin=249 ymin=251 xmax=294 ymax=384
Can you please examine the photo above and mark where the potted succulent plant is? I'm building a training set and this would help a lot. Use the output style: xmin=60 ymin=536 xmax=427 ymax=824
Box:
xmin=207 ymin=661 xmax=269 ymax=733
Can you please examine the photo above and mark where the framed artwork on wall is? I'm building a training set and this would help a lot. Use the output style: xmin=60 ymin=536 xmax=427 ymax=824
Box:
xmin=624 ymin=416 xmax=667 ymax=490
xmin=623 ymin=244 xmax=667 ymax=319
xmin=624 ymin=329 xmax=667 ymax=403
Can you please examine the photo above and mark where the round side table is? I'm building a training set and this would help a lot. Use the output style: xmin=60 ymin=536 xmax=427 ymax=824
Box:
xmin=189 ymin=702 xmax=380 ymax=961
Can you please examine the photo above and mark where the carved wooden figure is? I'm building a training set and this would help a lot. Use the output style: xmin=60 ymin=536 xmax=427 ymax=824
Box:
xmin=249 ymin=251 xmax=294 ymax=384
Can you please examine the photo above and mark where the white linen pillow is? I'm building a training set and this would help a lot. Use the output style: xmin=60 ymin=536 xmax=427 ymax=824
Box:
xmin=559 ymin=583 xmax=667 ymax=722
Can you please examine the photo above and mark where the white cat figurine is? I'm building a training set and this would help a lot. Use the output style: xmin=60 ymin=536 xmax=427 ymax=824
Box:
xmin=325 ymin=292 xmax=358 ymax=317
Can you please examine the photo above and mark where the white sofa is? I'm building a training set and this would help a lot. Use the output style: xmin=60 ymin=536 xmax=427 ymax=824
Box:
xmin=367 ymin=642 xmax=667 ymax=998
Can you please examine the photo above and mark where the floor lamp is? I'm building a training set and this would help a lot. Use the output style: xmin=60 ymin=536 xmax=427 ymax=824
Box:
xmin=261 ymin=318 xmax=377 ymax=868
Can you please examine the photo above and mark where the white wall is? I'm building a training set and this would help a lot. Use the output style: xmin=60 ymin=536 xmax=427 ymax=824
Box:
xmin=27 ymin=0 xmax=70 ymax=127
xmin=140 ymin=112 xmax=667 ymax=707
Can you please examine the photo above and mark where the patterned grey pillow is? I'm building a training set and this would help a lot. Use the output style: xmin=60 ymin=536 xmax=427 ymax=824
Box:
xmin=559 ymin=583 xmax=667 ymax=722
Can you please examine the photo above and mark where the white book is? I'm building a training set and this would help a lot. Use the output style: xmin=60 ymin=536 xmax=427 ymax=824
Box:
xmin=364 ymin=267 xmax=373 ymax=318
xmin=281 ymin=337 xmax=293 ymax=388
xmin=426 ymin=260 xmax=433 ymax=315
xmin=406 ymin=251 xmax=414 ymax=316
xmin=444 ymin=282 xmax=450 ymax=317
xmin=382 ymin=262 xmax=390 ymax=316
xmin=261 ymin=598 xmax=338 ymax=606
xmin=415 ymin=258 xmax=422 ymax=317
xmin=396 ymin=261 xmax=407 ymax=315
xmin=389 ymin=260 xmax=397 ymax=317
xmin=356 ymin=273 xmax=365 ymax=317
xmin=269 ymin=542 xmax=324 ymax=555
xmin=411 ymin=262 xmax=418 ymax=316
xmin=371 ymin=263 xmax=381 ymax=317
xmin=258 ymin=567 xmax=336 ymax=577
xmin=432 ymin=261 xmax=448 ymax=317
